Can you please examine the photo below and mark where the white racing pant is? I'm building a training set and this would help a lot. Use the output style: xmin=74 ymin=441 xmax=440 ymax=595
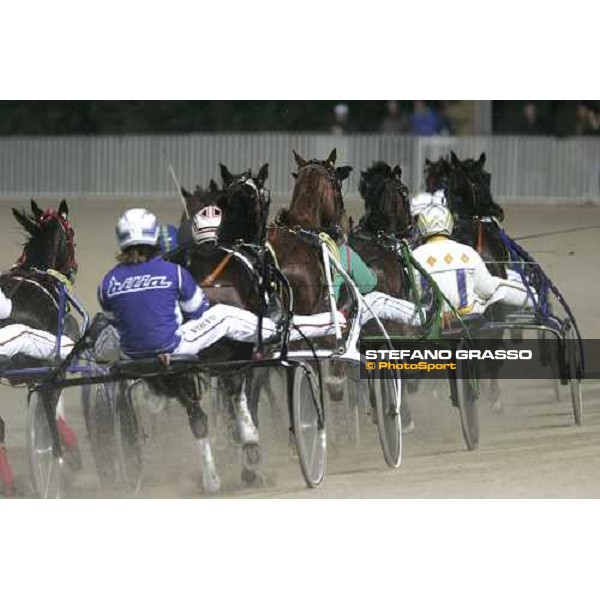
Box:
xmin=482 ymin=279 xmax=537 ymax=312
xmin=0 ymin=288 xmax=12 ymax=320
xmin=359 ymin=291 xmax=422 ymax=328
xmin=0 ymin=324 xmax=75 ymax=361
xmin=175 ymin=304 xmax=345 ymax=355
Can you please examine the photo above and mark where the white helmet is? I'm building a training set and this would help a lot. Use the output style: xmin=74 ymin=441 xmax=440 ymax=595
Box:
xmin=410 ymin=189 xmax=448 ymax=217
xmin=116 ymin=208 xmax=159 ymax=249
xmin=417 ymin=203 xmax=454 ymax=238
xmin=191 ymin=205 xmax=222 ymax=244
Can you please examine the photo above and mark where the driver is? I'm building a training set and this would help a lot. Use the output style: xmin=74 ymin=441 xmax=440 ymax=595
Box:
xmin=96 ymin=208 xmax=346 ymax=360
xmin=411 ymin=203 xmax=536 ymax=316
xmin=0 ymin=287 xmax=76 ymax=362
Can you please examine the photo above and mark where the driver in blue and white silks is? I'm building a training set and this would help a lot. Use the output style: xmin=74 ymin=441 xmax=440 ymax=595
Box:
xmin=411 ymin=201 xmax=536 ymax=315
xmin=96 ymin=208 xmax=346 ymax=360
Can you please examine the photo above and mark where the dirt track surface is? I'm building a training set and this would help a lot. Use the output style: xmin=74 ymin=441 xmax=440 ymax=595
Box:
xmin=1 ymin=199 xmax=599 ymax=498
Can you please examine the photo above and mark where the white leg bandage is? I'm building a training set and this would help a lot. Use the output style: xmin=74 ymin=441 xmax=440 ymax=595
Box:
xmin=360 ymin=291 xmax=422 ymax=327
xmin=0 ymin=289 xmax=12 ymax=321
xmin=0 ymin=324 xmax=75 ymax=360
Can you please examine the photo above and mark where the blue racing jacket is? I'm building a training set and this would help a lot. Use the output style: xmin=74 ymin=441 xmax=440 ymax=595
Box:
xmin=98 ymin=257 xmax=209 ymax=357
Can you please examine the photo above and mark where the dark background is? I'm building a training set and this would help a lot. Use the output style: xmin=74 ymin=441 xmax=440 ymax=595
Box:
xmin=0 ymin=100 xmax=598 ymax=136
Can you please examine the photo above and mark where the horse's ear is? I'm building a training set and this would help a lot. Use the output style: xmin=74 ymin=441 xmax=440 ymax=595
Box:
xmin=209 ymin=179 xmax=219 ymax=193
xmin=326 ymin=148 xmax=337 ymax=166
xmin=478 ymin=152 xmax=487 ymax=168
xmin=336 ymin=165 xmax=352 ymax=182
xmin=392 ymin=165 xmax=402 ymax=179
xmin=181 ymin=186 xmax=193 ymax=199
xmin=425 ymin=158 xmax=432 ymax=166
xmin=58 ymin=200 xmax=69 ymax=219
xmin=450 ymin=150 xmax=461 ymax=167
xmin=31 ymin=199 xmax=43 ymax=220
xmin=12 ymin=208 xmax=39 ymax=236
xmin=220 ymin=163 xmax=234 ymax=187
xmin=257 ymin=163 xmax=269 ymax=187
xmin=292 ymin=150 xmax=307 ymax=168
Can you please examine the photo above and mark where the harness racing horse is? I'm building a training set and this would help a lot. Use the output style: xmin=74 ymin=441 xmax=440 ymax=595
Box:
xmin=0 ymin=200 xmax=81 ymax=496
xmin=171 ymin=163 xmax=274 ymax=488
xmin=424 ymin=151 xmax=508 ymax=277
xmin=349 ymin=162 xmax=419 ymax=426
xmin=268 ymin=148 xmax=351 ymax=315
xmin=425 ymin=152 xmax=513 ymax=410
xmin=351 ymin=161 xmax=413 ymax=298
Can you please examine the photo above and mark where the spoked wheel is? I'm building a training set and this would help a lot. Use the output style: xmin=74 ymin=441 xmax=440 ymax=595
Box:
xmin=81 ymin=382 xmax=117 ymax=485
xmin=451 ymin=354 xmax=479 ymax=451
xmin=373 ymin=369 xmax=402 ymax=468
xmin=113 ymin=381 xmax=144 ymax=493
xmin=290 ymin=362 xmax=326 ymax=488
xmin=27 ymin=391 xmax=63 ymax=499
xmin=565 ymin=324 xmax=583 ymax=426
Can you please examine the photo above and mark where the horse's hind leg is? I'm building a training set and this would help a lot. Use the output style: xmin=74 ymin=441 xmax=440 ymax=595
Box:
xmin=55 ymin=393 xmax=82 ymax=471
xmin=181 ymin=377 xmax=221 ymax=494
xmin=223 ymin=374 xmax=264 ymax=486
xmin=0 ymin=417 xmax=15 ymax=496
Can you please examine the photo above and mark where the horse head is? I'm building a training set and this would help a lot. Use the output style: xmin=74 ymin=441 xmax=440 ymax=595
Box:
xmin=424 ymin=156 xmax=452 ymax=194
xmin=12 ymin=199 xmax=77 ymax=280
xmin=285 ymin=148 xmax=351 ymax=233
xmin=218 ymin=162 xmax=270 ymax=244
xmin=358 ymin=161 xmax=411 ymax=236
xmin=449 ymin=151 xmax=504 ymax=221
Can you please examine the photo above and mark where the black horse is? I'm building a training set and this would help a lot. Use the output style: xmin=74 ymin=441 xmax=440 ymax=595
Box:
xmin=425 ymin=153 xmax=514 ymax=410
xmin=425 ymin=151 xmax=508 ymax=277
xmin=0 ymin=200 xmax=81 ymax=495
xmin=173 ymin=163 xmax=275 ymax=488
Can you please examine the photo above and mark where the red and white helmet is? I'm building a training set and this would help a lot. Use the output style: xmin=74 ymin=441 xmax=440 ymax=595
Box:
xmin=191 ymin=205 xmax=222 ymax=244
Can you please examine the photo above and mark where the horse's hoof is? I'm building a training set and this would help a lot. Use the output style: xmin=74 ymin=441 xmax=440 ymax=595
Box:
xmin=402 ymin=420 xmax=416 ymax=434
xmin=202 ymin=470 xmax=222 ymax=495
xmin=241 ymin=466 xmax=266 ymax=487
xmin=326 ymin=377 xmax=345 ymax=402
xmin=63 ymin=448 xmax=83 ymax=473
xmin=242 ymin=443 xmax=263 ymax=470
xmin=491 ymin=399 xmax=504 ymax=414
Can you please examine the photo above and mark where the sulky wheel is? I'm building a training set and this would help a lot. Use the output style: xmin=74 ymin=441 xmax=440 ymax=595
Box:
xmin=81 ymin=382 xmax=118 ymax=486
xmin=373 ymin=368 xmax=402 ymax=468
xmin=290 ymin=362 xmax=326 ymax=488
xmin=27 ymin=390 xmax=63 ymax=499
xmin=565 ymin=323 xmax=583 ymax=426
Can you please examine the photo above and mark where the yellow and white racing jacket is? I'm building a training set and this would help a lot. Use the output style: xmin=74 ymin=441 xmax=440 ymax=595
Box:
xmin=411 ymin=236 xmax=535 ymax=316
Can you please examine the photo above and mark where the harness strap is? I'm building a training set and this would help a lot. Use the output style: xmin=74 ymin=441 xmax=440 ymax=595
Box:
xmin=201 ymin=253 xmax=234 ymax=286
xmin=47 ymin=269 xmax=74 ymax=294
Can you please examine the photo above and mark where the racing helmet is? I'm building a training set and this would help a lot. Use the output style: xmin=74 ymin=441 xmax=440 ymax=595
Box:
xmin=116 ymin=208 xmax=159 ymax=249
xmin=191 ymin=205 xmax=222 ymax=244
xmin=410 ymin=189 xmax=448 ymax=218
xmin=417 ymin=203 xmax=454 ymax=238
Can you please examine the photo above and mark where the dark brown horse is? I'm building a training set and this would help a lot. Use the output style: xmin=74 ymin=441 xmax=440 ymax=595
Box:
xmin=350 ymin=161 xmax=413 ymax=299
xmin=0 ymin=200 xmax=81 ymax=496
xmin=268 ymin=148 xmax=351 ymax=315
